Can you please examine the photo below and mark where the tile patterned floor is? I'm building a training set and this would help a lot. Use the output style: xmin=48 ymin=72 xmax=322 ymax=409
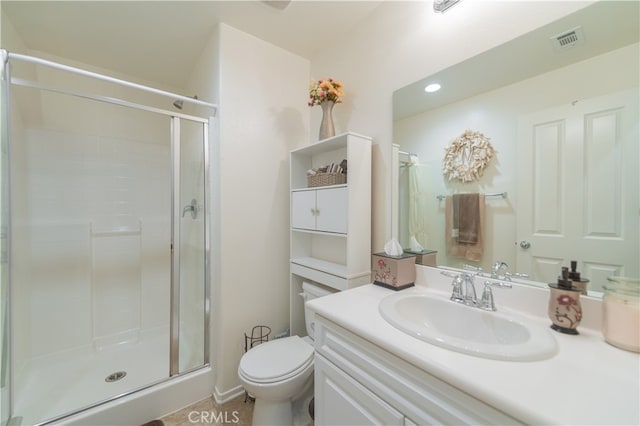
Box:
xmin=160 ymin=395 xmax=254 ymax=426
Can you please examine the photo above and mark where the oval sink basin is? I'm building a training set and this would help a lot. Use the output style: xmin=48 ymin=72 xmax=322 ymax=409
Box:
xmin=379 ymin=292 xmax=557 ymax=361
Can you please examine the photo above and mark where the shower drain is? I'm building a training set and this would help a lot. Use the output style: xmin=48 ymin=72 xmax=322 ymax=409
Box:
xmin=105 ymin=371 xmax=127 ymax=383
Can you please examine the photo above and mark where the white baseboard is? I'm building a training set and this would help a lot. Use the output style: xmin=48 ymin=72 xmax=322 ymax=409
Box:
xmin=213 ymin=384 xmax=246 ymax=404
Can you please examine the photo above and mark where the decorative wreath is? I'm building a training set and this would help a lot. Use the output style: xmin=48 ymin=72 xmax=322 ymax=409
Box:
xmin=442 ymin=130 xmax=495 ymax=182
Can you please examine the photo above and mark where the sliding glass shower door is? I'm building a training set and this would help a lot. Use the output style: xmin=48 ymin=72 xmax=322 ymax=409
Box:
xmin=4 ymin=76 xmax=210 ymax=424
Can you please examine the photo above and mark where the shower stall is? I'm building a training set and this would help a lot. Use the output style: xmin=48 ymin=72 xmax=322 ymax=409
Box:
xmin=0 ymin=51 xmax=215 ymax=425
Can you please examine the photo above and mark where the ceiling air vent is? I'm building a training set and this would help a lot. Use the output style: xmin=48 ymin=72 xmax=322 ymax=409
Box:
xmin=550 ymin=26 xmax=585 ymax=50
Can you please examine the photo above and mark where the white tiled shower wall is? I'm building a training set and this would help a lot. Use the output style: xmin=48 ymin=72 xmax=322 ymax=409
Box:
xmin=12 ymin=108 xmax=174 ymax=382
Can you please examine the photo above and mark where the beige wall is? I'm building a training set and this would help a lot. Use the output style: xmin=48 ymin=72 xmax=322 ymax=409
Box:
xmin=188 ymin=23 xmax=310 ymax=399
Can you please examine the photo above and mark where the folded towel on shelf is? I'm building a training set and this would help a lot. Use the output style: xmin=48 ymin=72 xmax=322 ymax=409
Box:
xmin=445 ymin=193 xmax=485 ymax=261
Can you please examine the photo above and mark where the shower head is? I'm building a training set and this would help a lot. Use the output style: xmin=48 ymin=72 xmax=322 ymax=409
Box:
xmin=172 ymin=95 xmax=198 ymax=110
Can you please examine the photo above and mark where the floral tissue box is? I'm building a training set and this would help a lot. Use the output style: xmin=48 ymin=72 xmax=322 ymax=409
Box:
xmin=372 ymin=253 xmax=416 ymax=291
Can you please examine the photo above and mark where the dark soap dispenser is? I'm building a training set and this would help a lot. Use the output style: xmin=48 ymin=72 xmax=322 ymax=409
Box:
xmin=548 ymin=267 xmax=583 ymax=335
xmin=568 ymin=260 xmax=590 ymax=295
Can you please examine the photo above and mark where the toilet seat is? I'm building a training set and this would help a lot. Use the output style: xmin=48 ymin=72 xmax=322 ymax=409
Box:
xmin=239 ymin=336 xmax=314 ymax=384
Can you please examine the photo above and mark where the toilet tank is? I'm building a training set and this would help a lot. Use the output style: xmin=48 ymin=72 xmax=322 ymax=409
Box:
xmin=301 ymin=282 xmax=336 ymax=340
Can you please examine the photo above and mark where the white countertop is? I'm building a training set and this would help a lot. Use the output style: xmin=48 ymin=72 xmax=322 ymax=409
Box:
xmin=307 ymin=266 xmax=640 ymax=425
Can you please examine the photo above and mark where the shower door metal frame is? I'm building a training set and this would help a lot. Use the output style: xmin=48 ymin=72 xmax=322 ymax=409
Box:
xmin=1 ymin=50 xmax=215 ymax=424
xmin=1 ymin=51 xmax=15 ymax=426
xmin=170 ymin=117 xmax=212 ymax=376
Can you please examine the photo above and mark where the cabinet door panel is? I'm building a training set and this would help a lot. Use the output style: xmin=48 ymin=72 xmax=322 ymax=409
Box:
xmin=315 ymin=354 xmax=404 ymax=426
xmin=292 ymin=191 xmax=317 ymax=230
xmin=316 ymin=187 xmax=348 ymax=234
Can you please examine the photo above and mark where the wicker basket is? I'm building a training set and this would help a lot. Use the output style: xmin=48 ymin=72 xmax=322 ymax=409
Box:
xmin=307 ymin=172 xmax=346 ymax=188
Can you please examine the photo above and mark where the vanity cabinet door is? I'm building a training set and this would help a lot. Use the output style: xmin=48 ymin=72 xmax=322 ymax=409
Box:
xmin=315 ymin=354 xmax=404 ymax=426
xmin=315 ymin=318 xmax=522 ymax=426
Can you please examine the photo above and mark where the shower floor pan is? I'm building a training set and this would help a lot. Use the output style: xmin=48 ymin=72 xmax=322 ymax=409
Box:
xmin=14 ymin=327 xmax=169 ymax=425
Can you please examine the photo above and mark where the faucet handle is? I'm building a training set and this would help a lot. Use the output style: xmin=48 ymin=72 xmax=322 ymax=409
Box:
xmin=450 ymin=275 xmax=465 ymax=303
xmin=480 ymin=280 xmax=512 ymax=311
xmin=503 ymin=271 xmax=530 ymax=282
xmin=440 ymin=270 xmax=459 ymax=278
xmin=463 ymin=264 xmax=483 ymax=274
xmin=512 ymin=272 xmax=529 ymax=279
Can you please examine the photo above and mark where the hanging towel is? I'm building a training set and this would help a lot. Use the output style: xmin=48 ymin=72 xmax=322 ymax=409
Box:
xmin=453 ymin=193 xmax=479 ymax=243
xmin=445 ymin=193 xmax=485 ymax=261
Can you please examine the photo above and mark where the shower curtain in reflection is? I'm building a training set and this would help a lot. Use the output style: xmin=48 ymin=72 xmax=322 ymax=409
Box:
xmin=408 ymin=163 xmax=429 ymax=248
xmin=0 ymin=54 xmax=210 ymax=425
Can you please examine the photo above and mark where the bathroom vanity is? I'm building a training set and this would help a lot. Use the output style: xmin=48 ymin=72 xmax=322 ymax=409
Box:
xmin=307 ymin=266 xmax=640 ymax=425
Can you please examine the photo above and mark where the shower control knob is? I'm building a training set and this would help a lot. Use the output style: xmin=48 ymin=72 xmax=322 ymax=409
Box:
xmin=519 ymin=240 xmax=531 ymax=249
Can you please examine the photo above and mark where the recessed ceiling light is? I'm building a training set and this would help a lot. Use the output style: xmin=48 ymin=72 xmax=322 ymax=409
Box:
xmin=424 ymin=83 xmax=441 ymax=93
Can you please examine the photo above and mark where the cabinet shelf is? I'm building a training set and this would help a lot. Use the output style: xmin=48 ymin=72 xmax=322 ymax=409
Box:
xmin=291 ymin=228 xmax=347 ymax=237
xmin=291 ymin=257 xmax=347 ymax=277
xmin=290 ymin=258 xmax=370 ymax=292
xmin=291 ymin=183 xmax=347 ymax=192
xmin=291 ymin=257 xmax=370 ymax=281
xmin=291 ymin=257 xmax=347 ymax=278
xmin=290 ymin=132 xmax=370 ymax=156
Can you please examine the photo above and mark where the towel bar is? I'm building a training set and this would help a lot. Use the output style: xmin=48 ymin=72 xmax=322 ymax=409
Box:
xmin=436 ymin=192 xmax=507 ymax=201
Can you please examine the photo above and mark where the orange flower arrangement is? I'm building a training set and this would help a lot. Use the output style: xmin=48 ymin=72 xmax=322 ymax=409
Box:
xmin=308 ymin=78 xmax=344 ymax=106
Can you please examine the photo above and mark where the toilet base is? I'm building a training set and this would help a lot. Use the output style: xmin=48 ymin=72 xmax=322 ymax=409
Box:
xmin=292 ymin=378 xmax=314 ymax=425
xmin=250 ymin=376 xmax=313 ymax=426
xmin=252 ymin=398 xmax=292 ymax=426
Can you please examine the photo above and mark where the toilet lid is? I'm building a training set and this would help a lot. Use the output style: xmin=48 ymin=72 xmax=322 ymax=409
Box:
xmin=239 ymin=336 xmax=314 ymax=383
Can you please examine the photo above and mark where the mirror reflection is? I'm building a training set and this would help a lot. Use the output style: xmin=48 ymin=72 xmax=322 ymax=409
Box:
xmin=392 ymin=1 xmax=639 ymax=296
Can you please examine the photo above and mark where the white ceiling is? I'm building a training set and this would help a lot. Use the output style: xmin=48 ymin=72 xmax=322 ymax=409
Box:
xmin=1 ymin=0 xmax=384 ymax=89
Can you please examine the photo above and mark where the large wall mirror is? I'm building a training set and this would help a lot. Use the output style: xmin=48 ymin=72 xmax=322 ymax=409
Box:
xmin=392 ymin=1 xmax=639 ymax=296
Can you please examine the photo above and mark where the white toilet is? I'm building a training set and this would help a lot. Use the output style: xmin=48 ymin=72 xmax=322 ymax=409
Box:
xmin=238 ymin=281 xmax=334 ymax=425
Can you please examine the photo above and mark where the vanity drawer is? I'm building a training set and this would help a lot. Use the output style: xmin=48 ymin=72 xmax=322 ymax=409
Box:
xmin=315 ymin=316 xmax=522 ymax=426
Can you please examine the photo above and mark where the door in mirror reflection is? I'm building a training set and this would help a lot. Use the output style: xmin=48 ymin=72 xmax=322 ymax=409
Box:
xmin=516 ymin=89 xmax=639 ymax=291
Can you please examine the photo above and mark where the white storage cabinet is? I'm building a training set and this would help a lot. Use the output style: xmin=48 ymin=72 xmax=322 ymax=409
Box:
xmin=291 ymin=186 xmax=348 ymax=234
xmin=289 ymin=132 xmax=371 ymax=336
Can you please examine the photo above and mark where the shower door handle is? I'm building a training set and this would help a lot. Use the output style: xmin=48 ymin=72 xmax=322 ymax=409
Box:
xmin=182 ymin=198 xmax=199 ymax=219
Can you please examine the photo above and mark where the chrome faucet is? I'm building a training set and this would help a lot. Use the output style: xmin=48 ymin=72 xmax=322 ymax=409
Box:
xmin=442 ymin=271 xmax=511 ymax=311
xmin=461 ymin=274 xmax=478 ymax=306
xmin=491 ymin=261 xmax=509 ymax=280
xmin=445 ymin=272 xmax=478 ymax=306
xmin=490 ymin=260 xmax=530 ymax=281
xmin=449 ymin=274 xmax=465 ymax=303
xmin=480 ymin=280 xmax=512 ymax=311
